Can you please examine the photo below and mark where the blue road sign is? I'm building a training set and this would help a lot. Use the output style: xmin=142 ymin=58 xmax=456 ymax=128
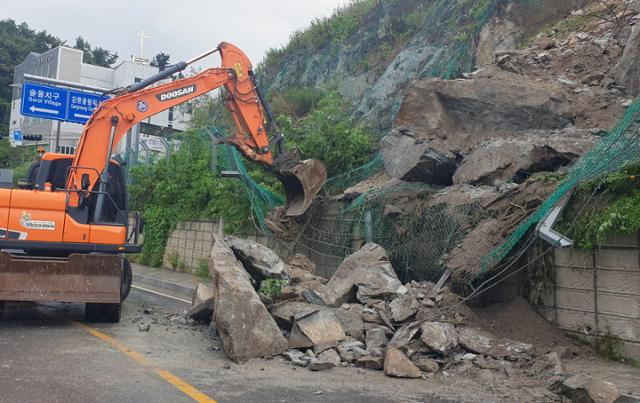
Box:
xmin=21 ymin=83 xmax=68 ymax=121
xmin=67 ymin=90 xmax=108 ymax=124
xmin=13 ymin=131 xmax=22 ymax=144
xmin=20 ymin=82 xmax=108 ymax=125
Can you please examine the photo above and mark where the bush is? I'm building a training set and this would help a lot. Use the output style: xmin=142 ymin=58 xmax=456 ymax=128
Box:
xmin=278 ymin=91 xmax=375 ymax=176
xmin=196 ymin=259 xmax=210 ymax=279
xmin=258 ymin=278 xmax=288 ymax=297
xmin=130 ymin=130 xmax=259 ymax=266
xmin=270 ymin=87 xmax=325 ymax=118
xmin=566 ymin=162 xmax=640 ymax=249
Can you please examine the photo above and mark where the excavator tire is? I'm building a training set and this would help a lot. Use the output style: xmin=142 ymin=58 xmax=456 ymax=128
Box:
xmin=85 ymin=302 xmax=121 ymax=323
xmin=84 ymin=258 xmax=128 ymax=323
xmin=121 ymin=259 xmax=132 ymax=302
xmin=102 ymin=303 xmax=122 ymax=323
xmin=84 ymin=303 xmax=101 ymax=322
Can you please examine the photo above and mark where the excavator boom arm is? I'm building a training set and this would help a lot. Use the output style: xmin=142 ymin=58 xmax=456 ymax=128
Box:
xmin=66 ymin=41 xmax=326 ymax=217
xmin=68 ymin=42 xmax=271 ymax=195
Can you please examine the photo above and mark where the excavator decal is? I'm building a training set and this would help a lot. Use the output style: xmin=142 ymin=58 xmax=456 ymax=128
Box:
xmin=19 ymin=212 xmax=55 ymax=231
xmin=156 ymin=85 xmax=196 ymax=101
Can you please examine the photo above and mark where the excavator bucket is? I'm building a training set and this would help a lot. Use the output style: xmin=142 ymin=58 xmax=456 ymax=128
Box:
xmin=276 ymin=159 xmax=327 ymax=216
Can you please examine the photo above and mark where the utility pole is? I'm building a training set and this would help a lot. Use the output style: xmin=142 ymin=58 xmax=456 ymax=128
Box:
xmin=54 ymin=121 xmax=61 ymax=152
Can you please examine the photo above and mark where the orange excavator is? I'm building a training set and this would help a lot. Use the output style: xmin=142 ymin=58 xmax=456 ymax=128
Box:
xmin=0 ymin=42 xmax=326 ymax=322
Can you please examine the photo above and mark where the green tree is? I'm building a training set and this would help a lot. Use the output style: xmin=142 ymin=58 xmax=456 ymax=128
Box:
xmin=74 ymin=36 xmax=118 ymax=67
xmin=150 ymin=52 xmax=171 ymax=71
xmin=0 ymin=19 xmax=63 ymax=132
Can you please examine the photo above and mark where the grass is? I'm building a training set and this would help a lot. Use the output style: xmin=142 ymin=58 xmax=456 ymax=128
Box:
xmin=258 ymin=279 xmax=288 ymax=297
xmin=595 ymin=332 xmax=640 ymax=368
xmin=196 ymin=259 xmax=210 ymax=279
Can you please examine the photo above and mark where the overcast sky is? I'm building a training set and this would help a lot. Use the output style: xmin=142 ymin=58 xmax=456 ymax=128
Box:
xmin=4 ymin=0 xmax=348 ymax=67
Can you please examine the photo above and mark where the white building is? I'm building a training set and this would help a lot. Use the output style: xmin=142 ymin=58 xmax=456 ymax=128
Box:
xmin=9 ymin=46 xmax=191 ymax=152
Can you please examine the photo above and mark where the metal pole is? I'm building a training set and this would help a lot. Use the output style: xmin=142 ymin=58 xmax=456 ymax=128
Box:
xmin=54 ymin=121 xmax=61 ymax=152
xmin=132 ymin=124 xmax=141 ymax=164
xmin=161 ymin=137 xmax=171 ymax=161
xmin=124 ymin=128 xmax=132 ymax=185
xmin=140 ymin=140 xmax=151 ymax=164
xmin=204 ymin=127 xmax=218 ymax=174
xmin=95 ymin=116 xmax=118 ymax=222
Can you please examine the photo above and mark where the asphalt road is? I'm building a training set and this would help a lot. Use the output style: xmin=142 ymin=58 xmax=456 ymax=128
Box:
xmin=0 ymin=289 xmax=457 ymax=403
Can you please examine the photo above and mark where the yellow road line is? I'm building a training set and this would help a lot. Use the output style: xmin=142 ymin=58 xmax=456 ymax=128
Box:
xmin=73 ymin=321 xmax=217 ymax=403
xmin=155 ymin=369 xmax=218 ymax=403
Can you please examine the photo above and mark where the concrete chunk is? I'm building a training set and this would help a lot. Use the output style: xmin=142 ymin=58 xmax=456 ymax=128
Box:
xmin=209 ymin=235 xmax=288 ymax=363
xmin=187 ymin=282 xmax=214 ymax=323
xmin=225 ymin=236 xmax=289 ymax=283
xmin=288 ymin=309 xmax=346 ymax=353
xmin=327 ymin=243 xmax=403 ymax=305
xmin=384 ymin=347 xmax=422 ymax=378
xmin=420 ymin=322 xmax=459 ymax=354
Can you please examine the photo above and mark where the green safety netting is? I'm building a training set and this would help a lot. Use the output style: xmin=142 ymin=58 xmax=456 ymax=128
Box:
xmin=206 ymin=127 xmax=283 ymax=234
xmin=480 ymin=98 xmax=640 ymax=272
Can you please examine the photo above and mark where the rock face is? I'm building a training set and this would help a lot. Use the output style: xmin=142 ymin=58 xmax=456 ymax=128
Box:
xmin=225 ymin=236 xmax=289 ymax=283
xmin=326 ymin=243 xmax=403 ymax=305
xmin=614 ymin=24 xmax=640 ymax=97
xmin=187 ymin=282 xmax=215 ymax=323
xmin=208 ymin=235 xmax=288 ymax=363
xmin=384 ymin=347 xmax=422 ymax=378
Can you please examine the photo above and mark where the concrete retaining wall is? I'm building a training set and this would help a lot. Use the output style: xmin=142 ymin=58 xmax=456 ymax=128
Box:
xmin=162 ymin=219 xmax=290 ymax=272
xmin=537 ymin=232 xmax=640 ymax=358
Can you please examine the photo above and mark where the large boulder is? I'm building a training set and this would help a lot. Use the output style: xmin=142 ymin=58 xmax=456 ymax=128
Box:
xmin=381 ymin=129 xmax=457 ymax=185
xmin=383 ymin=67 xmax=575 ymax=186
xmin=388 ymin=294 xmax=420 ymax=322
xmin=395 ymin=68 xmax=573 ymax=142
xmin=452 ymin=129 xmax=597 ymax=185
xmin=209 ymin=235 xmax=288 ymax=363
xmin=326 ymin=243 xmax=403 ymax=305
xmin=225 ymin=236 xmax=289 ymax=283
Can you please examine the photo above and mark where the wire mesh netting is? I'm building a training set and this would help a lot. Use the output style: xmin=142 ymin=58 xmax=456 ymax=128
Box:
xmin=203 ymin=0 xmax=640 ymax=284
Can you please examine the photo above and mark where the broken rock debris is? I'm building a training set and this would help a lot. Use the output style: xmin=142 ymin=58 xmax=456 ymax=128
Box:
xmin=195 ymin=237 xmax=598 ymax=400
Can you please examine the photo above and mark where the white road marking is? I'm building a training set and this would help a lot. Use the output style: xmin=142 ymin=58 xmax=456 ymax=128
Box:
xmin=131 ymin=284 xmax=191 ymax=304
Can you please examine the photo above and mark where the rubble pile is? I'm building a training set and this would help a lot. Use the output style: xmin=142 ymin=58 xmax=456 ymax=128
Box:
xmin=191 ymin=237 xmax=595 ymax=400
